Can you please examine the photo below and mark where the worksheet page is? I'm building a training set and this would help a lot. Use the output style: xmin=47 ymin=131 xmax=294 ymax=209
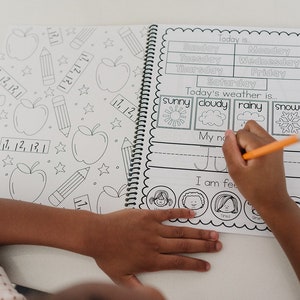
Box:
xmin=131 ymin=25 xmax=300 ymax=236
xmin=0 ymin=25 xmax=147 ymax=213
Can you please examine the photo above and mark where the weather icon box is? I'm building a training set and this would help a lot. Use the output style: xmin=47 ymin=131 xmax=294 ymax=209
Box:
xmin=194 ymin=97 xmax=230 ymax=131
xmin=157 ymin=95 xmax=193 ymax=129
xmin=233 ymin=99 xmax=269 ymax=131
xmin=272 ymin=101 xmax=300 ymax=135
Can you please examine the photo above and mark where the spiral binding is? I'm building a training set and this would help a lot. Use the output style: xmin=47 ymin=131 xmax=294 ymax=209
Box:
xmin=125 ymin=24 xmax=158 ymax=207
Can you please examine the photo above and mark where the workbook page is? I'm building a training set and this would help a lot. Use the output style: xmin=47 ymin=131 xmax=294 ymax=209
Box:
xmin=134 ymin=25 xmax=300 ymax=235
xmin=0 ymin=25 xmax=147 ymax=213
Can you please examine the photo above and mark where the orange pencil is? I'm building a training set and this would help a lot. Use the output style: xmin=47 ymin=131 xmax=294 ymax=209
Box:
xmin=242 ymin=134 xmax=300 ymax=160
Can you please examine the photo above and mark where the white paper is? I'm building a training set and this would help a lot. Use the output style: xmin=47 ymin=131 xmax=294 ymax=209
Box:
xmin=132 ymin=25 xmax=300 ymax=236
xmin=0 ymin=25 xmax=147 ymax=213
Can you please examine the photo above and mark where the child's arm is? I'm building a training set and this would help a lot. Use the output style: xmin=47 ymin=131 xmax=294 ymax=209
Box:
xmin=0 ymin=199 xmax=222 ymax=286
xmin=29 ymin=282 xmax=166 ymax=300
xmin=222 ymin=120 xmax=300 ymax=280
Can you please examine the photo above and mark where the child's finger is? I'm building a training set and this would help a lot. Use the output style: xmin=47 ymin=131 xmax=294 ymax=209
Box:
xmin=153 ymin=208 xmax=195 ymax=222
xmin=222 ymin=130 xmax=245 ymax=167
xmin=159 ymin=224 xmax=219 ymax=241
xmin=243 ymin=120 xmax=275 ymax=142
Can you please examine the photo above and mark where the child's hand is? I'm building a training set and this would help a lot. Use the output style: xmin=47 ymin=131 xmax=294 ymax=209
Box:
xmin=222 ymin=120 xmax=290 ymax=215
xmin=222 ymin=120 xmax=300 ymax=280
xmin=83 ymin=208 xmax=222 ymax=287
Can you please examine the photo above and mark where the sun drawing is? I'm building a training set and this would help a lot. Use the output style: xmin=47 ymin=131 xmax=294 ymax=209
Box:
xmin=162 ymin=105 xmax=187 ymax=127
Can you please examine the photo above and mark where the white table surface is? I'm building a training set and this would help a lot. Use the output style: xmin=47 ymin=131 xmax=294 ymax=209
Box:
xmin=0 ymin=0 xmax=299 ymax=299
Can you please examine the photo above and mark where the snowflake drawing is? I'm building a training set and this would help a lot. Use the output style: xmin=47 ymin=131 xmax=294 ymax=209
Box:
xmin=276 ymin=111 xmax=300 ymax=133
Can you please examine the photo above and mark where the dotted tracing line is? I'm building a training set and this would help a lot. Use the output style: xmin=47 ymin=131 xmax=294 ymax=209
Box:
xmin=153 ymin=151 xmax=224 ymax=159
xmin=154 ymin=152 xmax=300 ymax=164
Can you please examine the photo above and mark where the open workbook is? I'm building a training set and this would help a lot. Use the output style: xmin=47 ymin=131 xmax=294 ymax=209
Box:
xmin=0 ymin=25 xmax=147 ymax=213
xmin=126 ymin=24 xmax=300 ymax=236
xmin=1 ymin=24 xmax=300 ymax=236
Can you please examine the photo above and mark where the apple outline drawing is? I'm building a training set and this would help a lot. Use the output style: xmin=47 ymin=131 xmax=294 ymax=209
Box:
xmin=72 ymin=123 xmax=109 ymax=165
xmin=9 ymin=161 xmax=47 ymax=202
xmin=96 ymin=56 xmax=130 ymax=92
xmin=13 ymin=97 xmax=49 ymax=136
xmin=6 ymin=28 xmax=39 ymax=61
xmin=97 ymin=184 xmax=127 ymax=214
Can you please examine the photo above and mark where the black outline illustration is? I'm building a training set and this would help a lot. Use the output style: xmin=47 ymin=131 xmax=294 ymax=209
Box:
xmin=70 ymin=27 xmax=96 ymax=49
xmin=0 ymin=67 xmax=27 ymax=99
xmin=146 ymin=185 xmax=176 ymax=210
xmin=47 ymin=27 xmax=63 ymax=46
xmin=96 ymin=57 xmax=130 ymax=93
xmin=119 ymin=27 xmax=144 ymax=59
xmin=73 ymin=194 xmax=91 ymax=211
xmin=6 ymin=28 xmax=39 ymax=60
xmin=57 ymin=51 xmax=94 ymax=93
xmin=97 ymin=184 xmax=127 ymax=214
xmin=40 ymin=47 xmax=55 ymax=86
xmin=9 ymin=162 xmax=47 ymax=202
xmin=13 ymin=97 xmax=49 ymax=136
xmin=72 ymin=124 xmax=108 ymax=165
xmin=48 ymin=167 xmax=90 ymax=206
xmin=178 ymin=188 xmax=209 ymax=220
xmin=52 ymin=95 xmax=71 ymax=137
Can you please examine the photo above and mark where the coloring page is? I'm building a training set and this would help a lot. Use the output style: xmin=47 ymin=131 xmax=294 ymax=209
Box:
xmin=131 ymin=25 xmax=300 ymax=236
xmin=0 ymin=25 xmax=147 ymax=213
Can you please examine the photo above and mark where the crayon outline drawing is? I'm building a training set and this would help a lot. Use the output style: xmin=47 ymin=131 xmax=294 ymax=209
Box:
xmin=13 ymin=97 xmax=49 ymax=136
xmin=72 ymin=124 xmax=108 ymax=165
xmin=146 ymin=185 xmax=176 ymax=210
xmin=9 ymin=162 xmax=47 ymax=202
xmin=6 ymin=28 xmax=39 ymax=61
